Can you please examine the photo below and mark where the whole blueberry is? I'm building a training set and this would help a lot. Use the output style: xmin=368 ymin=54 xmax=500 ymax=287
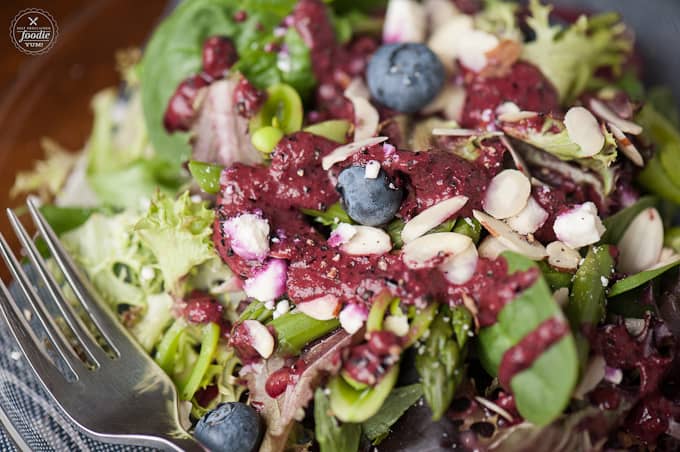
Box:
xmin=367 ymin=43 xmax=445 ymax=113
xmin=337 ymin=165 xmax=403 ymax=226
xmin=194 ymin=402 xmax=263 ymax=452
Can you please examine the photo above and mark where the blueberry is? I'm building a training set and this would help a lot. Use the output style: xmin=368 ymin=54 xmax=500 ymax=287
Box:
xmin=367 ymin=43 xmax=445 ymax=113
xmin=337 ymin=165 xmax=403 ymax=226
xmin=194 ymin=402 xmax=263 ymax=452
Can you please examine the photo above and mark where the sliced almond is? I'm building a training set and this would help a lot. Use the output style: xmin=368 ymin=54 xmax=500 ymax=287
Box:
xmin=242 ymin=320 xmax=275 ymax=358
xmin=647 ymin=247 xmax=680 ymax=271
xmin=617 ymin=207 xmax=663 ymax=274
xmin=573 ymin=355 xmax=606 ymax=399
xmin=608 ymin=122 xmax=644 ymax=167
xmin=553 ymin=287 xmax=569 ymax=307
xmin=349 ymin=96 xmax=380 ymax=140
xmin=401 ymin=195 xmax=469 ymax=243
xmin=589 ymin=98 xmax=643 ymax=135
xmin=427 ymin=16 xmax=475 ymax=71
xmin=457 ymin=29 xmax=499 ymax=72
xmin=402 ymin=232 xmax=473 ymax=269
xmin=383 ymin=0 xmax=426 ymax=43
xmin=424 ymin=0 xmax=461 ymax=33
xmin=341 ymin=226 xmax=392 ymax=256
xmin=296 ymin=295 xmax=341 ymax=321
xmin=421 ymin=84 xmax=466 ymax=122
xmin=322 ymin=136 xmax=387 ymax=170
xmin=564 ymin=106 xmax=605 ymax=157
xmin=432 ymin=128 xmax=478 ymax=137
xmin=473 ymin=210 xmax=547 ymax=260
xmin=364 ymin=160 xmax=381 ymax=179
xmin=478 ymin=236 xmax=509 ymax=259
xmin=546 ymin=241 xmax=581 ymax=271
xmin=344 ymin=77 xmax=370 ymax=99
xmin=483 ymin=169 xmax=531 ymax=219
xmin=439 ymin=242 xmax=478 ymax=284
xmin=506 ymin=197 xmax=548 ymax=235
xmin=497 ymin=110 xmax=539 ymax=122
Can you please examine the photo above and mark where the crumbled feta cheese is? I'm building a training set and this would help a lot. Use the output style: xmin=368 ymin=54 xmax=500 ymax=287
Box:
xmin=553 ymin=202 xmax=606 ymax=249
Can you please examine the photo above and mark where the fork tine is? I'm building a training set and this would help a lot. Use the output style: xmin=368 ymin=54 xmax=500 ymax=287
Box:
xmin=7 ymin=209 xmax=106 ymax=366
xmin=0 ymin=277 xmax=67 ymax=390
xmin=0 ymin=233 xmax=85 ymax=377
xmin=27 ymin=197 xmax=137 ymax=357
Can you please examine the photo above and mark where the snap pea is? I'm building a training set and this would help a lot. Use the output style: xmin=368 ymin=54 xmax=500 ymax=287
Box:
xmin=314 ymin=388 xmax=361 ymax=452
xmin=366 ymin=291 xmax=394 ymax=333
xmin=179 ymin=322 xmax=220 ymax=400
xmin=188 ymin=160 xmax=223 ymax=195
xmin=154 ymin=319 xmax=186 ymax=374
xmin=328 ymin=364 xmax=399 ymax=423
xmin=403 ymin=303 xmax=437 ymax=347
xmin=251 ymin=126 xmax=284 ymax=154
xmin=304 ymin=119 xmax=351 ymax=143
xmin=268 ymin=311 xmax=339 ymax=356
xmin=238 ymin=300 xmax=273 ymax=323
xmin=566 ymin=245 xmax=615 ymax=328
xmin=250 ymin=83 xmax=303 ymax=134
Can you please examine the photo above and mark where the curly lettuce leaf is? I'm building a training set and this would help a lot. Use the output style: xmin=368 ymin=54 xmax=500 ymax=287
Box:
xmin=476 ymin=0 xmax=520 ymax=41
xmin=11 ymin=138 xmax=78 ymax=200
xmin=61 ymin=211 xmax=159 ymax=308
xmin=522 ymin=0 xmax=631 ymax=102
xmin=134 ymin=191 xmax=216 ymax=292
xmin=131 ymin=292 xmax=174 ymax=352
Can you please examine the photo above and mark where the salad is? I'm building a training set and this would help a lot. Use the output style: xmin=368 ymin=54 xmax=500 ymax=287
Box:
xmin=11 ymin=0 xmax=680 ymax=450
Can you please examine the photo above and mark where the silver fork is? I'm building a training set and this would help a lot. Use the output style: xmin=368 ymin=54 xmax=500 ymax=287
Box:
xmin=0 ymin=198 xmax=205 ymax=451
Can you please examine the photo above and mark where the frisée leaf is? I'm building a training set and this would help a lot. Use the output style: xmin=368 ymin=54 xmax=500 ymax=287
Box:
xmin=522 ymin=0 xmax=632 ymax=103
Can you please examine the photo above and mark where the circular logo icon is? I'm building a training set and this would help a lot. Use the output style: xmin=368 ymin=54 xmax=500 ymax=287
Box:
xmin=10 ymin=8 xmax=58 ymax=56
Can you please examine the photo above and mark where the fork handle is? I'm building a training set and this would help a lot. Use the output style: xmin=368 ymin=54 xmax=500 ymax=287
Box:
xmin=147 ymin=431 xmax=206 ymax=452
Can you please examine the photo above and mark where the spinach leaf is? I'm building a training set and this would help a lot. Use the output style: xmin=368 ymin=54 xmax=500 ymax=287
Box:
xmin=361 ymin=384 xmax=423 ymax=443
xmin=667 ymin=227 xmax=680 ymax=253
xmin=566 ymin=245 xmax=615 ymax=327
xmin=39 ymin=205 xmax=104 ymax=235
xmin=477 ymin=251 xmax=578 ymax=426
xmin=600 ymin=196 xmax=657 ymax=244
xmin=608 ymin=259 xmax=680 ymax=297
xmin=301 ymin=202 xmax=353 ymax=228
xmin=415 ymin=305 xmax=465 ymax=420
xmin=607 ymin=288 xmax=656 ymax=318
xmin=141 ymin=0 xmax=240 ymax=165
xmin=141 ymin=0 xmax=315 ymax=165
xmin=314 ymin=388 xmax=361 ymax=452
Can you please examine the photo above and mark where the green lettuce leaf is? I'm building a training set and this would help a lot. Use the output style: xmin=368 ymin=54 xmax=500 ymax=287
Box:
xmin=134 ymin=191 xmax=216 ymax=292
xmin=522 ymin=0 xmax=631 ymax=102
xmin=131 ymin=292 xmax=174 ymax=351
xmin=61 ymin=211 xmax=159 ymax=308
xmin=503 ymin=117 xmax=618 ymax=194
xmin=86 ymin=88 xmax=185 ymax=208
